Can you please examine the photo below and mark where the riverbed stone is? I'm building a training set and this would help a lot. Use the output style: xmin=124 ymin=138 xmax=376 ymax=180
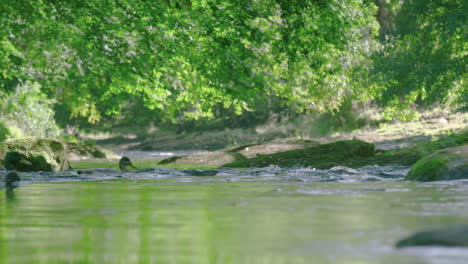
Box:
xmin=0 ymin=137 xmax=70 ymax=172
xmin=405 ymin=145 xmax=468 ymax=181
xmin=396 ymin=225 xmax=468 ymax=248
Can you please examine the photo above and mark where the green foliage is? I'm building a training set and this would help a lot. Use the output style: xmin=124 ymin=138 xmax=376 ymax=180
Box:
xmin=0 ymin=121 xmax=9 ymax=142
xmin=0 ymin=82 xmax=61 ymax=137
xmin=359 ymin=0 xmax=467 ymax=119
xmin=0 ymin=0 xmax=378 ymax=127
xmin=0 ymin=0 xmax=464 ymax=132
xmin=60 ymin=135 xmax=78 ymax=143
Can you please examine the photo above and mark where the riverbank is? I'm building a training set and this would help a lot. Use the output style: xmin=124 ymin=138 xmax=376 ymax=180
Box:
xmin=2 ymin=111 xmax=466 ymax=171
xmin=92 ymin=111 xmax=467 ymax=152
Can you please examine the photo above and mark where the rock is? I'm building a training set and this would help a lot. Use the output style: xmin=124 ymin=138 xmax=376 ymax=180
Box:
xmin=396 ymin=225 xmax=468 ymax=248
xmin=405 ymin=145 xmax=468 ymax=181
xmin=0 ymin=137 xmax=70 ymax=172
xmin=438 ymin=118 xmax=448 ymax=125
xmin=224 ymin=140 xmax=375 ymax=169
xmin=232 ymin=139 xmax=319 ymax=159
xmin=158 ymin=138 xmax=320 ymax=167
xmin=159 ymin=150 xmax=240 ymax=167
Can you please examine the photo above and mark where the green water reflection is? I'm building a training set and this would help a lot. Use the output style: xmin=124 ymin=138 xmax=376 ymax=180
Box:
xmin=1 ymin=180 xmax=468 ymax=263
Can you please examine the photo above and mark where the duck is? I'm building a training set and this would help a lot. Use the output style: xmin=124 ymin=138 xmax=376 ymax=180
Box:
xmin=2 ymin=151 xmax=32 ymax=189
xmin=4 ymin=151 xmax=32 ymax=171
xmin=77 ymin=156 xmax=136 ymax=175
xmin=119 ymin=157 xmax=136 ymax=172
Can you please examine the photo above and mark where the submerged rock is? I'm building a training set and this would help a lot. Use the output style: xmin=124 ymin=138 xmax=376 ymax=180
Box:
xmin=405 ymin=145 xmax=468 ymax=181
xmin=0 ymin=137 xmax=70 ymax=172
xmin=396 ymin=225 xmax=468 ymax=248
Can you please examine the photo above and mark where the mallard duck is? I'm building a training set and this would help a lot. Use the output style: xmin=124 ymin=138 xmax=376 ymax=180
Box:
xmin=2 ymin=152 xmax=31 ymax=189
xmin=119 ymin=156 xmax=136 ymax=172
xmin=77 ymin=156 xmax=136 ymax=175
xmin=4 ymin=151 xmax=32 ymax=170
xmin=5 ymin=171 xmax=21 ymax=189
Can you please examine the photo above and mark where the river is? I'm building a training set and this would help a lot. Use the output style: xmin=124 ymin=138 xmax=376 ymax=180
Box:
xmin=1 ymin=164 xmax=468 ymax=263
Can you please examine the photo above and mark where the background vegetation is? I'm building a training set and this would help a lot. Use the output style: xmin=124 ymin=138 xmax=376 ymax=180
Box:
xmin=0 ymin=0 xmax=466 ymax=140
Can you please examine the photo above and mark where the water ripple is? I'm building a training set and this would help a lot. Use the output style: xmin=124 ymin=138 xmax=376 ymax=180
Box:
xmin=3 ymin=165 xmax=411 ymax=185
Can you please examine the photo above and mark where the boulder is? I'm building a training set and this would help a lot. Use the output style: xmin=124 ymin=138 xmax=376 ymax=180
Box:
xmin=224 ymin=140 xmax=375 ymax=169
xmin=158 ymin=138 xmax=320 ymax=167
xmin=396 ymin=225 xmax=468 ymax=248
xmin=405 ymin=145 xmax=468 ymax=181
xmin=0 ymin=137 xmax=70 ymax=172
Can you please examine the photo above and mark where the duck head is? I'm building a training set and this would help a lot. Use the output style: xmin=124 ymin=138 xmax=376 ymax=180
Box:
xmin=4 ymin=152 xmax=32 ymax=171
xmin=119 ymin=156 xmax=136 ymax=172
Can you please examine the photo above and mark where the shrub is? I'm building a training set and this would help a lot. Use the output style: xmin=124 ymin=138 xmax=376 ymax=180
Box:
xmin=0 ymin=81 xmax=61 ymax=137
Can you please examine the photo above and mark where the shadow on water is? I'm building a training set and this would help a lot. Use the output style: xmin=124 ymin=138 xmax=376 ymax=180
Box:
xmin=5 ymin=187 xmax=16 ymax=201
xmin=2 ymin=171 xmax=20 ymax=201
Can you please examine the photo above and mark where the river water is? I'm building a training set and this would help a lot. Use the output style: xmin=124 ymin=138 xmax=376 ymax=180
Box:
xmin=1 ymin=164 xmax=468 ymax=264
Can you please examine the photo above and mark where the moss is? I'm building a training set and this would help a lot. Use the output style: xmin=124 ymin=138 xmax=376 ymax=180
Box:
xmin=224 ymin=140 xmax=375 ymax=169
xmin=345 ymin=149 xmax=423 ymax=168
xmin=406 ymin=155 xmax=450 ymax=181
xmin=50 ymin=141 xmax=64 ymax=152
xmin=350 ymin=130 xmax=468 ymax=169
xmin=0 ymin=137 xmax=69 ymax=172
xmin=223 ymin=131 xmax=467 ymax=169
xmin=405 ymin=145 xmax=468 ymax=181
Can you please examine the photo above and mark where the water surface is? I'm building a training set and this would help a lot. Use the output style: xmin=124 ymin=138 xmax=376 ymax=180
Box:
xmin=1 ymin=165 xmax=468 ymax=264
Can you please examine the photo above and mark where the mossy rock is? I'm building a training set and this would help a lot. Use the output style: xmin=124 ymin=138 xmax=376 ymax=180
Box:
xmin=405 ymin=145 xmax=468 ymax=181
xmin=224 ymin=140 xmax=375 ymax=169
xmin=158 ymin=138 xmax=320 ymax=167
xmin=230 ymin=139 xmax=319 ymax=159
xmin=0 ymin=137 xmax=70 ymax=172
xmin=396 ymin=225 xmax=468 ymax=248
